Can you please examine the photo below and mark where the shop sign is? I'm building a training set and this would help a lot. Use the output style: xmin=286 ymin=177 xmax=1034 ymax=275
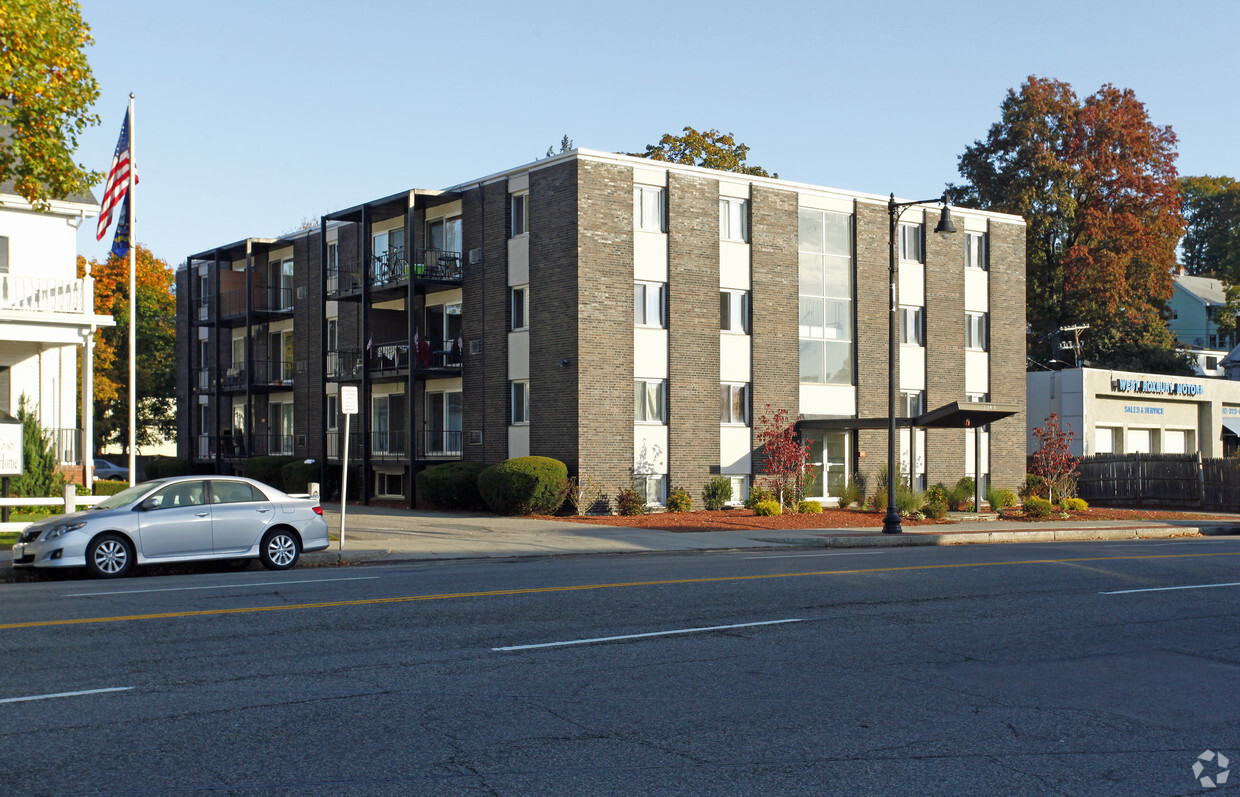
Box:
xmin=1111 ymin=378 xmax=1204 ymax=397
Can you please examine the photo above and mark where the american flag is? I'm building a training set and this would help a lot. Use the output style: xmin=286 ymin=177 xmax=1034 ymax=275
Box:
xmin=96 ymin=109 xmax=132 ymax=241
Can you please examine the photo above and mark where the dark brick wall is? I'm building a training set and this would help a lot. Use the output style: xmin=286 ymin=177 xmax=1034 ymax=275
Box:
xmin=667 ymin=172 xmax=719 ymax=507
xmin=576 ymin=160 xmax=635 ymax=496
xmin=988 ymin=218 xmax=1027 ymax=490
xmin=925 ymin=211 xmax=967 ymax=483
xmin=175 ymin=267 xmax=190 ymax=462
xmin=460 ymin=181 xmax=509 ymax=464
xmin=293 ymin=233 xmax=322 ymax=461
xmin=854 ymin=201 xmax=891 ymax=490
xmin=530 ymin=161 xmax=580 ymax=468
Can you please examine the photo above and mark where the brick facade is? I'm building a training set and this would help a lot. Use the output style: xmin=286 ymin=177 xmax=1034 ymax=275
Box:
xmin=924 ymin=210 xmax=967 ymax=483
xmin=854 ymin=201 xmax=892 ymax=491
xmin=988 ymin=219 xmax=1027 ymax=490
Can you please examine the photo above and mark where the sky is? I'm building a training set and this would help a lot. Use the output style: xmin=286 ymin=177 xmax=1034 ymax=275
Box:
xmin=72 ymin=0 xmax=1238 ymax=267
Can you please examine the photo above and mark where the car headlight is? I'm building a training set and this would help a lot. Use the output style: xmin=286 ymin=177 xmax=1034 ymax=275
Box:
xmin=45 ymin=522 xmax=87 ymax=540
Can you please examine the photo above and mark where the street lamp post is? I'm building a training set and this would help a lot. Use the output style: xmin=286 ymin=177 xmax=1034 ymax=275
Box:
xmin=883 ymin=192 xmax=957 ymax=534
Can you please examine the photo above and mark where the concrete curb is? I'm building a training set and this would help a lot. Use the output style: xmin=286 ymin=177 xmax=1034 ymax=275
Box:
xmin=756 ymin=525 xmax=1239 ymax=551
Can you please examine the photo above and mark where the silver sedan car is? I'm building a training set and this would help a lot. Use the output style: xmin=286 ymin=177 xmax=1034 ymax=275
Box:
xmin=11 ymin=475 xmax=330 ymax=578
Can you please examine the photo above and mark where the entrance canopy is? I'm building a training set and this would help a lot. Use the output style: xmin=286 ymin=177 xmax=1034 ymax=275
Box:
xmin=798 ymin=401 xmax=1021 ymax=431
xmin=1222 ymin=418 xmax=1240 ymax=437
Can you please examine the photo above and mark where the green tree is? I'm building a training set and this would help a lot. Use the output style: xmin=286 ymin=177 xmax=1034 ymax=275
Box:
xmin=544 ymin=134 xmax=573 ymax=158
xmin=1180 ymin=175 xmax=1240 ymax=278
xmin=0 ymin=0 xmax=100 ymax=209
xmin=631 ymin=126 xmax=776 ymax=177
xmin=80 ymin=245 xmax=177 ymax=454
xmin=12 ymin=394 xmax=65 ymax=498
xmin=950 ymin=76 xmax=1187 ymax=373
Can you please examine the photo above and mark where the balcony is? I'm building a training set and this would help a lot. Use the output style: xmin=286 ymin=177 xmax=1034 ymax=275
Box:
xmin=193 ymin=368 xmax=211 ymax=392
xmin=327 ymin=341 xmax=461 ymax=382
xmin=217 ymin=360 xmax=294 ymax=392
xmin=0 ymin=274 xmax=89 ymax=316
xmin=417 ymin=429 xmax=462 ymax=459
xmin=329 ymin=248 xmax=463 ymax=301
xmin=217 ymin=285 xmax=294 ymax=323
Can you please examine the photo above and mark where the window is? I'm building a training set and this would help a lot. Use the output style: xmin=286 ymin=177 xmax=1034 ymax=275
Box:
xmin=634 ymin=185 xmax=665 ymax=232
xmin=511 ymin=193 xmax=528 ymax=237
xmin=327 ymin=318 xmax=338 ymax=352
xmin=148 ymin=481 xmax=205 ymax=509
xmin=798 ymin=208 xmax=854 ymax=384
xmin=372 ymin=395 xmax=390 ymax=453
xmin=899 ymin=306 xmax=924 ymax=346
xmin=427 ymin=216 xmax=462 ymax=254
xmin=1094 ymin=426 xmax=1118 ymax=455
xmin=377 ymin=472 xmax=403 ymax=497
xmin=720 ymin=383 xmax=749 ymax=425
xmin=899 ymin=390 xmax=925 ymax=418
xmin=899 ymin=223 xmax=923 ymax=263
xmin=268 ymin=401 xmax=293 ymax=455
xmin=510 ymin=380 xmax=529 ymax=425
xmin=0 ymin=235 xmax=8 ymax=273
xmin=634 ymin=282 xmax=667 ymax=327
xmin=327 ymin=395 xmax=338 ymax=431
xmin=210 ymin=480 xmax=264 ymax=504
xmin=1164 ymin=429 xmax=1188 ymax=455
xmin=728 ymin=476 xmax=748 ymax=505
xmin=326 ymin=241 xmax=339 ymax=293
xmin=966 ymin=392 xmax=990 ymax=403
xmin=966 ymin=312 xmax=989 ymax=350
xmin=1207 ymin=356 xmax=1219 ymax=370
xmin=636 ymin=475 xmax=666 ymax=506
xmin=510 ymin=285 xmax=528 ymax=331
xmin=719 ymin=198 xmax=748 ymax=242
xmin=720 ymin=290 xmax=749 ymax=333
xmin=634 ymin=379 xmax=666 ymax=423
xmin=966 ymin=232 xmax=987 ymax=269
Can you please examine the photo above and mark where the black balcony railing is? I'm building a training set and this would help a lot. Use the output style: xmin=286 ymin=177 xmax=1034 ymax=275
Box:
xmin=370 ymin=429 xmax=408 ymax=459
xmin=369 ymin=341 xmax=410 ymax=374
xmin=326 ymin=430 xmax=363 ymax=461
xmin=193 ymin=368 xmax=211 ymax=392
xmin=327 ymin=350 xmax=364 ymax=380
xmin=417 ymin=429 xmax=463 ymax=458
xmin=249 ymin=359 xmax=295 ymax=387
xmin=220 ymin=366 xmax=247 ymax=391
xmin=256 ymin=285 xmax=294 ymax=313
xmin=251 ymin=434 xmax=295 ymax=457
xmin=411 ymin=338 xmax=463 ymax=369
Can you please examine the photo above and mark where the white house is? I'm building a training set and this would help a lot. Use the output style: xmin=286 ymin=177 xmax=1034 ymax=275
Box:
xmin=0 ymin=180 xmax=113 ymax=482
xmin=1169 ymin=273 xmax=1234 ymax=352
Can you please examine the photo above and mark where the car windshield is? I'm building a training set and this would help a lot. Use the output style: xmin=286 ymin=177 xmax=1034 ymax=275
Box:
xmin=91 ymin=481 xmax=164 ymax=510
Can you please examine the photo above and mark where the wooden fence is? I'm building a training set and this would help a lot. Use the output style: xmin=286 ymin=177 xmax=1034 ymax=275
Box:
xmin=1076 ymin=453 xmax=1240 ymax=512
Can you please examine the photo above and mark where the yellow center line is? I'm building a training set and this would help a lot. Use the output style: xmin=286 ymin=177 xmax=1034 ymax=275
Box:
xmin=4 ymin=551 xmax=1238 ymax=630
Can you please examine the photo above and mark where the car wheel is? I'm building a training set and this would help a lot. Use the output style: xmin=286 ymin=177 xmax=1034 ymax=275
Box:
xmin=259 ymin=529 xmax=300 ymax=571
xmin=86 ymin=534 xmax=134 ymax=578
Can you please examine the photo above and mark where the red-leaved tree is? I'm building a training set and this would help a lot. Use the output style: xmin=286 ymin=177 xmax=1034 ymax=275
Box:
xmin=1030 ymin=413 xmax=1081 ymax=504
xmin=755 ymin=405 xmax=812 ymax=511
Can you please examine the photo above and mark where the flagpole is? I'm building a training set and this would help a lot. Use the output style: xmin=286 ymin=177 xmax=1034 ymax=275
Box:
xmin=127 ymin=93 xmax=136 ymax=485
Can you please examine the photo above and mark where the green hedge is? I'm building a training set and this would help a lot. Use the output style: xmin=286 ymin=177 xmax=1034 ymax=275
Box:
xmin=145 ymin=456 xmax=189 ymax=480
xmin=416 ymin=462 xmax=488 ymax=510
xmin=477 ymin=456 xmax=568 ymax=515
xmin=91 ymin=479 xmax=130 ymax=497
xmin=280 ymin=460 xmax=321 ymax=496
xmin=243 ymin=456 xmax=298 ymax=491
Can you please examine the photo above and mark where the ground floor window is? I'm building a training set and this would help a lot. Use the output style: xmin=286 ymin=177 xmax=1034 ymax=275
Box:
xmin=636 ymin=475 xmax=665 ymax=507
xmin=727 ymin=475 xmax=748 ymax=505
xmin=1094 ymin=425 xmax=1119 ymax=455
xmin=1163 ymin=429 xmax=1191 ymax=454
xmin=1127 ymin=427 xmax=1154 ymax=454
xmin=375 ymin=470 xmax=403 ymax=498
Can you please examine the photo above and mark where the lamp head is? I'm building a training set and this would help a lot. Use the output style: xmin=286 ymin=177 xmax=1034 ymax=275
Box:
xmin=934 ymin=199 xmax=957 ymax=239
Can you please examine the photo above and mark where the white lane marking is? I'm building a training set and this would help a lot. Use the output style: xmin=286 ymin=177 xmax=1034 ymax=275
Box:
xmin=1101 ymin=581 xmax=1240 ymax=595
xmin=66 ymin=576 xmax=380 ymax=597
xmin=742 ymin=551 xmax=887 ymax=560
xmin=0 ymin=687 xmax=134 ymax=705
xmin=492 ymin=619 xmax=805 ymax=652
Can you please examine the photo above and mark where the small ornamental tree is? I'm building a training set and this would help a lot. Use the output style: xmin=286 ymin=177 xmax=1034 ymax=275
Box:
xmin=755 ymin=405 xmax=812 ymax=512
xmin=1030 ymin=413 xmax=1082 ymax=504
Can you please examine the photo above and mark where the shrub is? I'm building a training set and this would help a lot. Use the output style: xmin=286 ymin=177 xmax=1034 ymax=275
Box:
xmin=565 ymin=474 xmax=603 ymax=516
xmin=744 ymin=485 xmax=773 ymax=510
xmin=796 ymin=500 xmax=822 ymax=514
xmin=280 ymin=460 xmax=321 ymax=496
xmin=836 ymin=478 xmax=862 ymax=509
xmin=1019 ymin=473 xmax=1048 ymax=501
xmin=1022 ymin=496 xmax=1053 ymax=518
xmin=243 ymin=456 xmax=298 ymax=491
xmin=1061 ymin=497 xmax=1089 ymax=511
xmin=986 ymin=485 xmax=1019 ymax=510
xmin=870 ymin=488 xmax=887 ymax=512
xmin=666 ymin=486 xmax=692 ymax=513
xmin=926 ymin=483 xmax=948 ymax=505
xmin=616 ymin=487 xmax=646 ymax=516
xmin=477 ymin=456 xmax=569 ymax=515
xmin=416 ymin=461 xmax=488 ymax=510
xmin=145 ymin=456 xmax=190 ymax=480
xmin=922 ymin=500 xmax=948 ymax=519
xmin=701 ymin=476 xmax=732 ymax=510
xmin=753 ymin=499 xmax=782 ymax=516
xmin=91 ymin=479 xmax=130 ymax=497
xmin=947 ymin=477 xmax=975 ymax=511
xmin=896 ymin=488 xmax=925 ymax=517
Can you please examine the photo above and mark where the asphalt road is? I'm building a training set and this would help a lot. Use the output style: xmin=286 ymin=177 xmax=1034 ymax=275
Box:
xmin=3 ymin=539 xmax=1240 ymax=796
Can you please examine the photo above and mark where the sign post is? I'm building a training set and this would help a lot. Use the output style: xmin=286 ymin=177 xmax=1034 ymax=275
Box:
xmin=339 ymin=385 xmax=358 ymax=550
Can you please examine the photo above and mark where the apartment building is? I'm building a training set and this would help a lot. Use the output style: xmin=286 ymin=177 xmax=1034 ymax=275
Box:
xmin=0 ymin=180 xmax=111 ymax=481
xmin=177 ymin=149 xmax=1026 ymax=508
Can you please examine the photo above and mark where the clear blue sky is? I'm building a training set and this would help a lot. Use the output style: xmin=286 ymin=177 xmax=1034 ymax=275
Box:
xmin=74 ymin=0 xmax=1237 ymax=267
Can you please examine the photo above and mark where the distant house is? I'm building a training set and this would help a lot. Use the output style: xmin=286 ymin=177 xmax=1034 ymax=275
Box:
xmin=1169 ymin=273 xmax=1235 ymax=352
xmin=0 ymin=180 xmax=113 ymax=482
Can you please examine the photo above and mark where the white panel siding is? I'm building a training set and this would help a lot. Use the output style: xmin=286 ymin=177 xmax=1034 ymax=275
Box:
xmin=964 ymin=268 xmax=989 ymax=313
xmin=720 ymin=334 xmax=750 ymax=384
xmin=720 ymin=425 xmax=752 ymax=474
xmin=507 ymin=236 xmax=529 ymax=285
xmin=900 ymin=346 xmax=925 ymax=392
xmin=508 ymin=330 xmax=529 ymax=380
xmin=899 ymin=264 xmax=924 ymax=307
xmin=799 ymin=383 xmax=856 ymax=417
xmin=634 ymin=328 xmax=668 ymax=379
xmin=508 ymin=424 xmax=530 ymax=459
xmin=720 ymin=242 xmax=750 ymax=289
xmin=634 ymin=232 xmax=668 ymax=282
xmin=965 ymin=350 xmax=989 ymax=395
xmin=634 ymin=425 xmax=668 ymax=474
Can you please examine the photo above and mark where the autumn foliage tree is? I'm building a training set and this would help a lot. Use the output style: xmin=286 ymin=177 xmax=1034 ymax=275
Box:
xmin=755 ymin=405 xmax=811 ymax=511
xmin=631 ymin=126 xmax=776 ymax=177
xmin=951 ymin=76 xmax=1187 ymax=373
xmin=1030 ymin=413 xmax=1081 ymax=505
xmin=0 ymin=0 xmax=100 ymax=208
xmin=79 ymin=245 xmax=177 ymax=454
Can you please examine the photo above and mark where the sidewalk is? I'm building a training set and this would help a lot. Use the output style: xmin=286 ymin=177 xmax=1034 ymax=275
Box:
xmin=305 ymin=505 xmax=1240 ymax=566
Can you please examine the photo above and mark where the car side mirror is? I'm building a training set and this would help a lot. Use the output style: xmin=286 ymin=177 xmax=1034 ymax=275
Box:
xmin=140 ymin=497 xmax=160 ymax=511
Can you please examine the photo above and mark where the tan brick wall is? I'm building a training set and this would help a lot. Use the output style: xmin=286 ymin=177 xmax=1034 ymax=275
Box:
xmin=855 ymin=201 xmax=892 ymax=491
xmin=988 ymin=218 xmax=1027 ymax=490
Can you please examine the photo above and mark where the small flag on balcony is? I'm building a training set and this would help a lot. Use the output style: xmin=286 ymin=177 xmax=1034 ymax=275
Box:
xmin=110 ymin=195 xmax=131 ymax=259
xmin=366 ymin=335 xmax=373 ymax=352
xmin=96 ymin=108 xmax=133 ymax=242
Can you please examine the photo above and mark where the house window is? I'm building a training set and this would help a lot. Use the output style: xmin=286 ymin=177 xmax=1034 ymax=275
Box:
xmin=510 ymin=285 xmax=528 ymax=331
xmin=511 ymin=193 xmax=528 ymax=237
xmin=1094 ymin=426 xmax=1118 ymax=455
xmin=636 ymin=475 xmax=666 ymax=507
xmin=426 ymin=391 xmax=463 ymax=454
xmin=899 ymin=390 xmax=925 ymax=418
xmin=798 ymin=208 xmax=853 ymax=384
xmin=899 ymin=223 xmax=923 ymax=263
xmin=634 ymin=282 xmax=667 ymax=328
xmin=327 ymin=318 xmax=338 ymax=351
xmin=634 ymin=185 xmax=665 ymax=232
xmin=634 ymin=379 xmax=666 ymax=423
xmin=372 ymin=395 xmax=390 ymax=454
xmin=966 ymin=312 xmax=989 ymax=350
xmin=720 ymin=290 xmax=749 ymax=333
xmin=427 ymin=216 xmax=462 ymax=255
xmin=510 ymin=380 xmax=529 ymax=425
xmin=719 ymin=198 xmax=748 ymax=242
xmin=268 ymin=401 xmax=293 ymax=455
xmin=327 ymin=395 xmax=338 ymax=431
xmin=728 ymin=476 xmax=748 ymax=505
xmin=966 ymin=232 xmax=987 ymax=269
xmin=720 ymin=383 xmax=749 ymax=425
xmin=899 ymin=306 xmax=924 ymax=346
xmin=377 ymin=472 xmax=403 ymax=497
xmin=0 ymin=235 xmax=8 ymax=273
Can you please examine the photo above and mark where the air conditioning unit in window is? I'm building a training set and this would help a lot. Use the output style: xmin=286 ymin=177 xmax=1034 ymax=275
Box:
xmin=468 ymin=430 xmax=483 ymax=445
xmin=469 ymin=339 xmax=482 ymax=355
xmin=468 ymin=248 xmax=482 ymax=265
xmin=296 ymin=435 xmax=307 ymax=447
xmin=297 ymin=286 xmax=307 ymax=299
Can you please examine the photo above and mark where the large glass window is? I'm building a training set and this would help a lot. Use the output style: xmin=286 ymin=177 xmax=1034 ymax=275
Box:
xmin=634 ymin=379 xmax=666 ymax=423
xmin=966 ymin=232 xmax=987 ymax=270
xmin=966 ymin=312 xmax=989 ymax=350
xmin=899 ymin=306 xmax=924 ymax=346
xmin=720 ymin=290 xmax=749 ymax=333
xmin=634 ymin=186 xmax=665 ymax=232
xmin=720 ymin=383 xmax=749 ymax=425
xmin=511 ymin=193 xmax=528 ymax=237
xmin=719 ymin=198 xmax=748 ymax=242
xmin=634 ymin=282 xmax=667 ymax=328
xmin=510 ymin=381 xmax=529 ymax=425
xmin=899 ymin=223 xmax=923 ymax=263
xmin=510 ymin=286 xmax=528 ymax=331
xmin=798 ymin=209 xmax=853 ymax=384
